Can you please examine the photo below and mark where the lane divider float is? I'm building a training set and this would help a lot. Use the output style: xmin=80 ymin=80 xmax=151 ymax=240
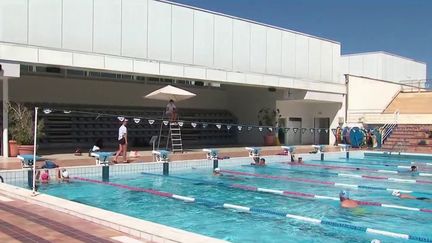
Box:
xmin=338 ymin=157 xmax=432 ymax=167
xmin=283 ymin=161 xmax=432 ymax=177
xmin=243 ymin=165 xmax=432 ymax=185
xmin=73 ymin=176 xmax=432 ymax=242
xmin=311 ymin=159 xmax=432 ymax=172
xmin=220 ymin=170 xmax=432 ymax=196
xmin=142 ymin=172 xmax=432 ymax=214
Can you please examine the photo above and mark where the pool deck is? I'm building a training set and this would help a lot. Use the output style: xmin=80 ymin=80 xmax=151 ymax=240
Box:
xmin=0 ymin=145 xmax=358 ymax=243
xmin=0 ymin=193 xmax=147 ymax=243
xmin=0 ymin=145 xmax=347 ymax=170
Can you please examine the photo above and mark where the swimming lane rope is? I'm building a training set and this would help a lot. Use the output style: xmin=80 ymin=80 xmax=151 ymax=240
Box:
xmin=282 ymin=162 xmax=432 ymax=177
xmin=311 ymin=159 xmax=432 ymax=172
xmin=73 ymin=176 xmax=432 ymax=242
xmin=141 ymin=172 xmax=432 ymax=214
xmin=242 ymin=165 xmax=432 ymax=185
xmin=220 ymin=170 xmax=432 ymax=196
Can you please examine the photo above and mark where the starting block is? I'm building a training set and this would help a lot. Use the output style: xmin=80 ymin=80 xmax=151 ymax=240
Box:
xmin=312 ymin=145 xmax=325 ymax=153
xmin=281 ymin=146 xmax=295 ymax=154
xmin=152 ymin=150 xmax=170 ymax=162
xmin=245 ymin=147 xmax=261 ymax=158
xmin=17 ymin=155 xmax=42 ymax=168
xmin=338 ymin=144 xmax=351 ymax=152
xmin=91 ymin=152 xmax=114 ymax=165
xmin=203 ymin=148 xmax=218 ymax=160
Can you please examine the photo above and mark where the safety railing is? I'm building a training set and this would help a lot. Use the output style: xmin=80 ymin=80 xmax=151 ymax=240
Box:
xmin=381 ymin=123 xmax=397 ymax=144
xmin=400 ymin=79 xmax=432 ymax=92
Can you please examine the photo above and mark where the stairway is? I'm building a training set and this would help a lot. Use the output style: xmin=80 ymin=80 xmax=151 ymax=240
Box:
xmin=382 ymin=124 xmax=432 ymax=153
xmin=169 ymin=122 xmax=183 ymax=153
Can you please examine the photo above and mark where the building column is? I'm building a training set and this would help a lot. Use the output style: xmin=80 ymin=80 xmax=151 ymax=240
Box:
xmin=3 ymin=77 xmax=9 ymax=158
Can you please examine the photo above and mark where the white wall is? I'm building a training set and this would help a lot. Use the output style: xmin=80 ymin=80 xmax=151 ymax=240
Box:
xmin=276 ymin=100 xmax=342 ymax=145
xmin=225 ymin=85 xmax=283 ymax=145
xmin=341 ymin=52 xmax=427 ymax=82
xmin=0 ymin=0 xmax=341 ymax=85
xmin=347 ymin=75 xmax=401 ymax=114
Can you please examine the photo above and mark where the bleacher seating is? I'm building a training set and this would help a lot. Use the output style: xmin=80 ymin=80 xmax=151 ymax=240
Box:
xmin=382 ymin=124 xmax=432 ymax=153
xmin=35 ymin=104 xmax=238 ymax=150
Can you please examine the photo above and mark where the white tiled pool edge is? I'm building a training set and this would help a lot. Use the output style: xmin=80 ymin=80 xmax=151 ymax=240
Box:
xmin=0 ymin=183 xmax=227 ymax=243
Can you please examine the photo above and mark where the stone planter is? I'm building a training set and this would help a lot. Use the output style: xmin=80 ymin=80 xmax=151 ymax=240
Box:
xmin=9 ymin=140 xmax=18 ymax=157
xmin=264 ymin=134 xmax=275 ymax=146
xmin=18 ymin=145 xmax=34 ymax=155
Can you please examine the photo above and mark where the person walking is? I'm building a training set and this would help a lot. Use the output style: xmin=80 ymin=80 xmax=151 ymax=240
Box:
xmin=114 ymin=119 xmax=128 ymax=163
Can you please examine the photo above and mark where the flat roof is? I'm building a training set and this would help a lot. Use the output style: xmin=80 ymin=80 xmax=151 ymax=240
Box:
xmin=159 ymin=0 xmax=340 ymax=45
xmin=342 ymin=51 xmax=427 ymax=65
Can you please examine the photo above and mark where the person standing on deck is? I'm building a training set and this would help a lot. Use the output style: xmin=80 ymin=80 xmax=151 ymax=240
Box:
xmin=114 ymin=119 xmax=128 ymax=163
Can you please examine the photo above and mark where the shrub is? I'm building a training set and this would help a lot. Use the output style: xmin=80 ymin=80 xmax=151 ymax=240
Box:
xmin=9 ymin=103 xmax=44 ymax=145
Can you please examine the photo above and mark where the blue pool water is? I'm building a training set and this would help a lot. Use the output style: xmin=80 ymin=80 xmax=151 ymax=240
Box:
xmin=38 ymin=153 xmax=432 ymax=243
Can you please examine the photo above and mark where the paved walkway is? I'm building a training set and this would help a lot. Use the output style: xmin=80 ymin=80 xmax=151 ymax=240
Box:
xmin=0 ymin=194 xmax=146 ymax=243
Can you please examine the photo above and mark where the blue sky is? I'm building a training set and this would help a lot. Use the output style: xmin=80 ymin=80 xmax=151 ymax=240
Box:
xmin=171 ymin=0 xmax=432 ymax=78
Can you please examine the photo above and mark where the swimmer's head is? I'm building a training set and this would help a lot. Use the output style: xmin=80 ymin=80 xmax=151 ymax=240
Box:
xmin=339 ymin=190 xmax=350 ymax=201
xmin=371 ymin=239 xmax=381 ymax=243
xmin=214 ymin=168 xmax=220 ymax=174
xmin=392 ymin=190 xmax=401 ymax=197
xmin=411 ymin=165 xmax=417 ymax=172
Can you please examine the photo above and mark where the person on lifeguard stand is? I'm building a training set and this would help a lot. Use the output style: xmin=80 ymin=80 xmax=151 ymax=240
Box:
xmin=166 ymin=99 xmax=177 ymax=122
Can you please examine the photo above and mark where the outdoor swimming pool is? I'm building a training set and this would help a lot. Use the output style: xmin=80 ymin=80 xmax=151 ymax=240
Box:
xmin=35 ymin=152 xmax=432 ymax=242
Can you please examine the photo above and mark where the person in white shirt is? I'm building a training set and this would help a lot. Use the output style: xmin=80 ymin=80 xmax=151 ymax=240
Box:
xmin=114 ymin=119 xmax=128 ymax=163
xmin=57 ymin=168 xmax=70 ymax=182
xmin=166 ymin=99 xmax=177 ymax=122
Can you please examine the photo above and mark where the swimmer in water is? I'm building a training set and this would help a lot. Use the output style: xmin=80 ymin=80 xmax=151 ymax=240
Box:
xmin=392 ymin=190 xmax=431 ymax=201
xmin=40 ymin=169 xmax=50 ymax=183
xmin=297 ymin=157 xmax=303 ymax=164
xmin=58 ymin=168 xmax=70 ymax=182
xmin=213 ymin=167 xmax=247 ymax=181
xmin=339 ymin=190 xmax=358 ymax=208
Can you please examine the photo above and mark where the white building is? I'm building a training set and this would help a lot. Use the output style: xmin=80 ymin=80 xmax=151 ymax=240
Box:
xmin=0 ymin=0 xmax=426 ymax=156
xmin=341 ymin=52 xmax=427 ymax=124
